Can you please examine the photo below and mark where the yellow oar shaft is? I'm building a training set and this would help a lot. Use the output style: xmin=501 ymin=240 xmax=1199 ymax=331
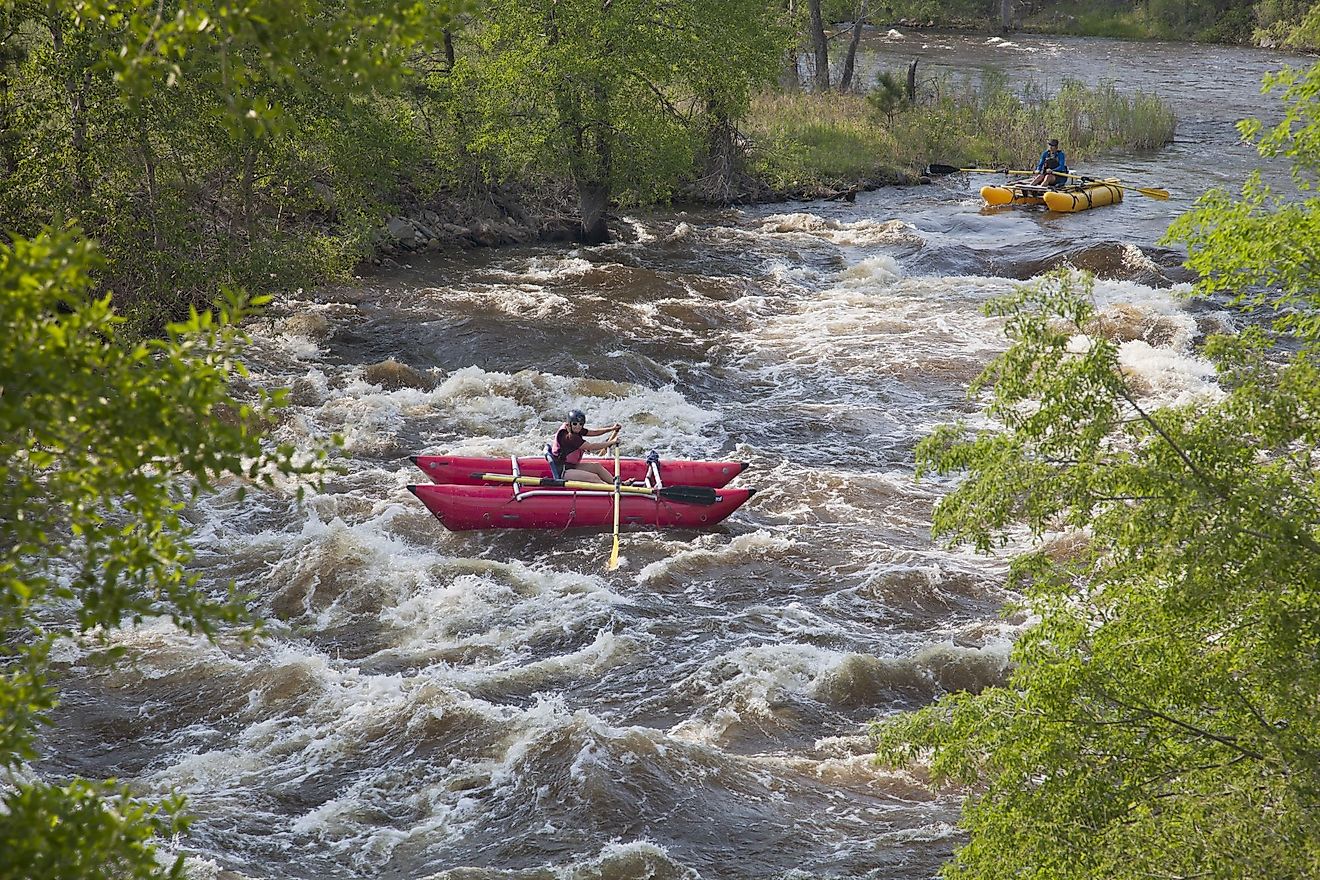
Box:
xmin=961 ymin=167 xmax=1036 ymax=175
xmin=477 ymin=472 xmax=656 ymax=496
xmin=1055 ymin=171 xmax=1169 ymax=200
xmin=608 ymin=429 xmax=621 ymax=570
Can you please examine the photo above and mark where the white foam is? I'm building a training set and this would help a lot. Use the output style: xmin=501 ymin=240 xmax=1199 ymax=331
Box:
xmin=620 ymin=216 xmax=657 ymax=243
xmin=840 ymin=254 xmax=903 ymax=287
xmin=758 ymin=214 xmax=922 ymax=247
xmin=378 ymin=561 xmax=632 ymax=675
xmin=1117 ymin=338 xmax=1222 ymax=404
xmin=637 ymin=531 xmax=797 ymax=585
xmin=266 ymin=362 xmax=727 ymax=462
xmin=727 ymin=274 xmax=1011 ymax=402
xmin=427 ymin=284 xmax=573 ymax=320
xmin=667 ymin=633 xmax=1015 ymax=747
xmin=668 ymin=642 xmax=846 ymax=742
xmin=667 ymin=221 xmax=694 ymax=241
xmin=1076 ymin=278 xmax=1223 ymax=406
xmin=492 ymin=255 xmax=594 ymax=283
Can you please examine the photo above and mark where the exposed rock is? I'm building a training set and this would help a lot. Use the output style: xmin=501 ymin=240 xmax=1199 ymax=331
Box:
xmin=539 ymin=218 xmax=578 ymax=242
xmin=362 ymin=358 xmax=437 ymax=391
xmin=281 ymin=312 xmax=331 ymax=340
xmin=289 ymin=377 xmax=323 ymax=406
xmin=470 ymin=221 xmax=499 ymax=247
xmin=385 ymin=216 xmax=414 ymax=242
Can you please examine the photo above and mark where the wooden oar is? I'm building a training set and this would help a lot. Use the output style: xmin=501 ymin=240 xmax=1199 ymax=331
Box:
xmin=929 ymin=164 xmax=1171 ymax=200
xmin=607 ymin=429 xmax=622 ymax=571
xmin=471 ymin=472 xmax=721 ymax=505
xmin=1055 ymin=171 xmax=1169 ymax=200
xmin=927 ymin=164 xmax=1035 ymax=176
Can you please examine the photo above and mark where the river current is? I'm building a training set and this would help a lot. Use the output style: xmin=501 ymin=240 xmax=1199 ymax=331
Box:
xmin=38 ymin=30 xmax=1316 ymax=880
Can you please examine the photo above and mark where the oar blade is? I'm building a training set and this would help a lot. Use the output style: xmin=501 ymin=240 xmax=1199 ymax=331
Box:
xmin=1056 ymin=171 xmax=1171 ymax=201
xmin=655 ymin=485 xmax=720 ymax=505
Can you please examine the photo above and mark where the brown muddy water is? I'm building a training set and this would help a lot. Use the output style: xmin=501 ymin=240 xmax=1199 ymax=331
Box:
xmin=37 ymin=29 xmax=1315 ymax=880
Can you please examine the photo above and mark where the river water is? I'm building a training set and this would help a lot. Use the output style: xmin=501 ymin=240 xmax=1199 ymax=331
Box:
xmin=39 ymin=30 xmax=1316 ymax=880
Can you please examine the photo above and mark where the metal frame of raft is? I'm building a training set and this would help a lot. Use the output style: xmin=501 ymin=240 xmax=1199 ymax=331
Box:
xmin=410 ymin=454 xmax=747 ymax=489
xmin=980 ymin=178 xmax=1124 ymax=212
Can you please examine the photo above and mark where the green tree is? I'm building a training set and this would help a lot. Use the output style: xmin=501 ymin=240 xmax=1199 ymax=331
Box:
xmin=1 ymin=0 xmax=465 ymax=320
xmin=874 ymin=62 xmax=1320 ymax=880
xmin=0 ymin=225 xmax=325 ymax=878
xmin=0 ymin=1 xmax=472 ymax=874
xmin=455 ymin=0 xmax=786 ymax=242
xmin=1255 ymin=0 xmax=1320 ymax=51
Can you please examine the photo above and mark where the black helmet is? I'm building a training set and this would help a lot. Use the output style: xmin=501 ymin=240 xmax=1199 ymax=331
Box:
xmin=568 ymin=409 xmax=587 ymax=425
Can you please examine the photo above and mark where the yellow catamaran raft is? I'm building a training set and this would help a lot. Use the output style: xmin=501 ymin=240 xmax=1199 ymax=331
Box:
xmin=981 ymin=178 xmax=1124 ymax=212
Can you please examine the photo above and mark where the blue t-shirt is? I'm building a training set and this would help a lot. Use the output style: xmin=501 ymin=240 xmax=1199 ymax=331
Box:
xmin=1037 ymin=148 xmax=1068 ymax=175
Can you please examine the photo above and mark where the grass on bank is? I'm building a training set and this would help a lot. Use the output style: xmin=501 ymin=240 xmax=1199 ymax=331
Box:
xmin=743 ymin=73 xmax=1176 ymax=192
xmin=742 ymin=92 xmax=918 ymax=191
xmin=1026 ymin=0 xmax=1256 ymax=43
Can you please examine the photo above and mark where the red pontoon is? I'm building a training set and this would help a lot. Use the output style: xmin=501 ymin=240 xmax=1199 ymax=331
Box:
xmin=408 ymin=482 xmax=755 ymax=532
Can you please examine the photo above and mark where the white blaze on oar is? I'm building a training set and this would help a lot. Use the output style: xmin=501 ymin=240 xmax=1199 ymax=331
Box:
xmin=608 ymin=428 xmax=621 ymax=571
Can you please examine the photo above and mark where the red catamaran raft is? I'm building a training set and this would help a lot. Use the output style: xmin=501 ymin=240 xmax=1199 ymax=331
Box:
xmin=411 ymin=454 xmax=747 ymax=488
xmin=407 ymin=454 xmax=755 ymax=531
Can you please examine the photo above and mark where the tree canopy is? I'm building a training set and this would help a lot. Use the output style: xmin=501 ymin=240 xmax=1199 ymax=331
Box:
xmin=0 ymin=0 xmax=448 ymax=873
xmin=874 ymin=61 xmax=1320 ymax=880
xmin=451 ymin=0 xmax=787 ymax=241
xmin=0 ymin=0 xmax=465 ymax=321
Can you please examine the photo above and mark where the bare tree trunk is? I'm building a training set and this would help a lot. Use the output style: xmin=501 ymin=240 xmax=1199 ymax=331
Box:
xmin=0 ymin=70 xmax=16 ymax=177
xmin=443 ymin=29 xmax=456 ymax=69
xmin=1000 ymin=0 xmax=1015 ymax=32
xmin=50 ymin=16 xmax=92 ymax=198
xmin=700 ymin=98 xmax=740 ymax=204
xmin=779 ymin=0 xmax=801 ymax=90
xmin=546 ymin=4 xmax=610 ymax=243
xmin=906 ymin=59 xmax=918 ymax=102
xmin=137 ymin=117 xmax=161 ymax=251
xmin=569 ymin=83 xmax=612 ymax=245
xmin=578 ymin=181 xmax=609 ymax=244
xmin=0 ymin=35 xmax=21 ymax=178
xmin=807 ymin=0 xmax=830 ymax=92
xmin=838 ymin=0 xmax=868 ymax=92
xmin=241 ymin=140 xmax=257 ymax=236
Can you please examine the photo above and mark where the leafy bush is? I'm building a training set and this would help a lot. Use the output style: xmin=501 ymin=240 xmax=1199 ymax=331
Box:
xmin=893 ymin=73 xmax=1175 ymax=170
xmin=874 ymin=59 xmax=1320 ymax=880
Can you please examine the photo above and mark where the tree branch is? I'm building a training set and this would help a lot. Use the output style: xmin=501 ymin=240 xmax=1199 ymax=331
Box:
xmin=1100 ymin=691 xmax=1264 ymax=761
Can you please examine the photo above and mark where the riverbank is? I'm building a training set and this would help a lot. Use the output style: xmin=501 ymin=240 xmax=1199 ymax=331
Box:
xmin=366 ymin=172 xmax=916 ymax=269
xmin=364 ymin=76 xmax=1172 ymax=269
xmin=881 ymin=0 xmax=1319 ymax=50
